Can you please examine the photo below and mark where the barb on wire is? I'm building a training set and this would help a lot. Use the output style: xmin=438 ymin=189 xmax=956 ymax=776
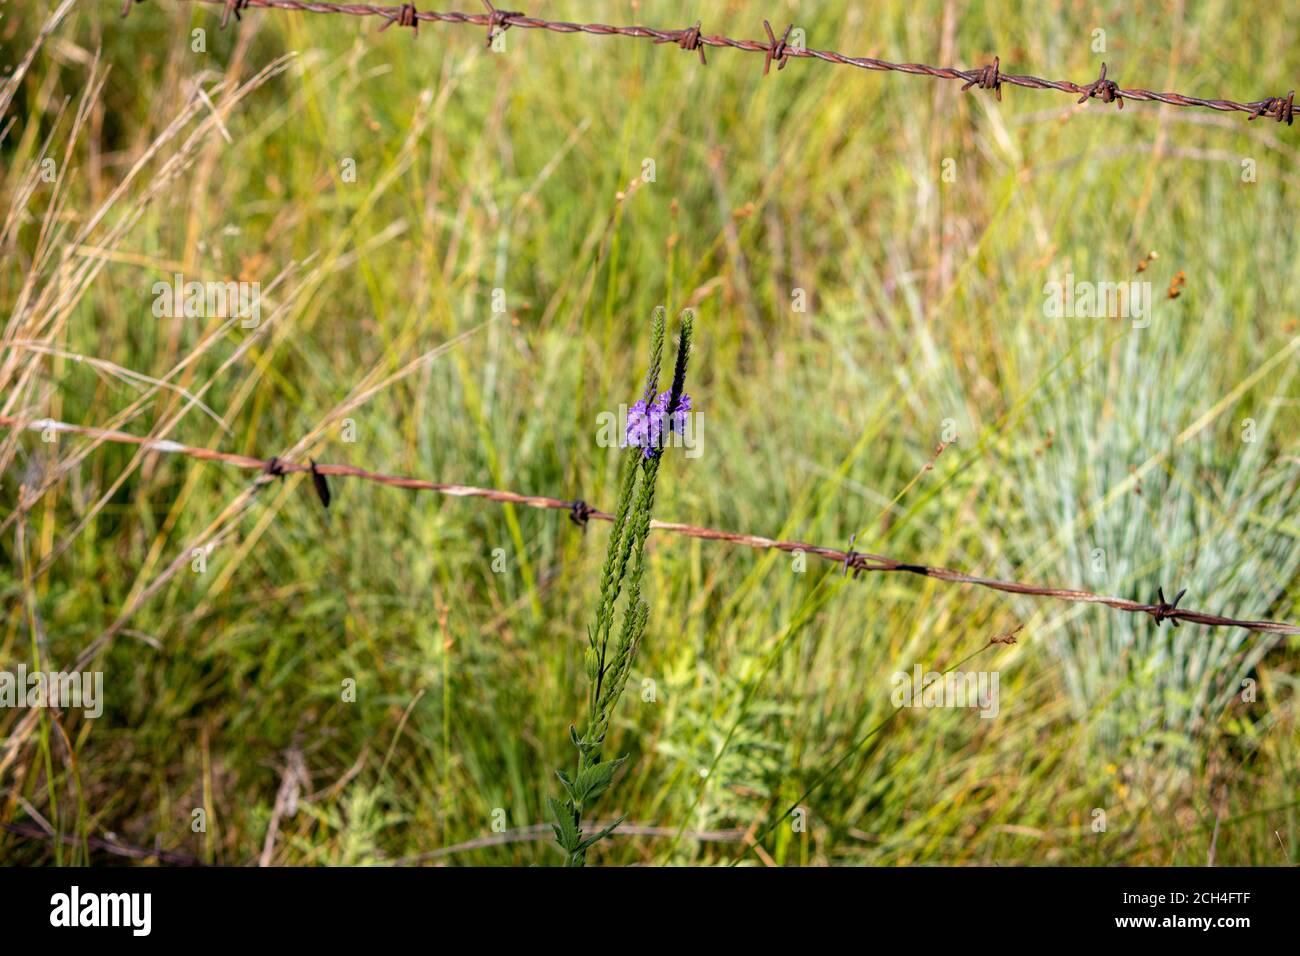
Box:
xmin=842 ymin=532 xmax=862 ymax=579
xmin=1077 ymin=61 xmax=1123 ymax=109
xmin=761 ymin=20 xmax=793 ymax=77
xmin=220 ymin=0 xmax=249 ymax=28
xmin=681 ymin=20 xmax=706 ymax=66
xmin=655 ymin=19 xmax=706 ymax=66
xmin=480 ymin=0 xmax=519 ymax=48
xmin=1249 ymin=89 xmax=1294 ymax=124
xmin=120 ymin=0 xmax=1297 ymax=126
xmin=1152 ymin=586 xmax=1187 ymax=627
xmin=377 ymin=2 xmax=418 ymax=34
xmin=961 ymin=55 xmax=1001 ymax=101
xmin=568 ymin=499 xmax=595 ymax=529
xmin=308 ymin=458 xmax=332 ymax=509
xmin=3 ymin=415 xmax=1296 ymax=635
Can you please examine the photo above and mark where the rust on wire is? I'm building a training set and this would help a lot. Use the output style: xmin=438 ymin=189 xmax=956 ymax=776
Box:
xmin=962 ymin=55 xmax=1002 ymax=100
xmin=1249 ymin=89 xmax=1295 ymax=124
xmin=378 ymin=2 xmax=419 ymax=34
xmin=1077 ymin=61 xmax=1123 ymax=109
xmin=4 ymin=416 xmax=1299 ymax=636
xmin=761 ymin=20 xmax=793 ymax=76
xmin=655 ymin=20 xmax=706 ymax=66
xmin=135 ymin=0 xmax=1297 ymax=127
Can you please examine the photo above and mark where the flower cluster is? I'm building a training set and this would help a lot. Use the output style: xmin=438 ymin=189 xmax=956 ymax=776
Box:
xmin=624 ymin=390 xmax=693 ymax=458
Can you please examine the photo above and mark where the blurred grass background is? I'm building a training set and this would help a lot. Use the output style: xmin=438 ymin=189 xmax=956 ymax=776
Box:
xmin=0 ymin=0 xmax=1297 ymax=865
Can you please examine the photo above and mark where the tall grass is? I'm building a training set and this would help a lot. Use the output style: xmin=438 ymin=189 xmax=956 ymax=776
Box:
xmin=0 ymin=1 xmax=1297 ymax=865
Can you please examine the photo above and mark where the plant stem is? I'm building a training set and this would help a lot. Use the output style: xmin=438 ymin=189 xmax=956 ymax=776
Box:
xmin=552 ymin=310 xmax=693 ymax=866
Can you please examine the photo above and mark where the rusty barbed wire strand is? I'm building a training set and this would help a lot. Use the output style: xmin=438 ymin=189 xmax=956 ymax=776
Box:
xmin=123 ymin=0 xmax=1297 ymax=125
xmin=4 ymin=415 xmax=1297 ymax=635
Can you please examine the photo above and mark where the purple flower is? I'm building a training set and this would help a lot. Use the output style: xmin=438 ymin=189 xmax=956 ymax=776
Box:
xmin=624 ymin=398 xmax=663 ymax=457
xmin=658 ymin=390 xmax=692 ymax=434
xmin=624 ymin=391 xmax=696 ymax=458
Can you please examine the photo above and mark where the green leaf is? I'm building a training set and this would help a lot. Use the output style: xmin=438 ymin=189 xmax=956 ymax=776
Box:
xmin=555 ymin=769 xmax=577 ymax=803
xmin=547 ymin=796 xmax=581 ymax=853
xmin=574 ymin=755 xmax=627 ymax=804
xmin=576 ymin=815 xmax=625 ymax=853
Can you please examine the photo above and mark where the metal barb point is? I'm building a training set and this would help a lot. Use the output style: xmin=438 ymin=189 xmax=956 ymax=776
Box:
xmin=309 ymin=459 xmax=332 ymax=510
xmin=378 ymin=3 xmax=418 ymax=34
xmin=678 ymin=20 xmax=706 ymax=66
xmin=842 ymin=533 xmax=863 ymax=579
xmin=1153 ymin=586 xmax=1187 ymax=628
xmin=1077 ymin=62 xmax=1123 ymax=109
xmin=481 ymin=0 xmax=521 ymax=48
xmin=569 ymin=499 xmax=594 ymax=529
xmin=962 ymin=55 xmax=1002 ymax=101
xmin=220 ymin=0 xmax=249 ymax=29
xmin=1250 ymin=90 xmax=1295 ymax=125
xmin=264 ymin=456 xmax=287 ymax=478
xmin=654 ymin=21 xmax=706 ymax=65
xmin=762 ymin=20 xmax=794 ymax=76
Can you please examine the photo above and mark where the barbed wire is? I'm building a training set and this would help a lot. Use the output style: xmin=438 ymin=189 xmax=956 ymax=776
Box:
xmin=4 ymin=415 xmax=1296 ymax=634
xmin=123 ymin=0 xmax=1296 ymax=126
